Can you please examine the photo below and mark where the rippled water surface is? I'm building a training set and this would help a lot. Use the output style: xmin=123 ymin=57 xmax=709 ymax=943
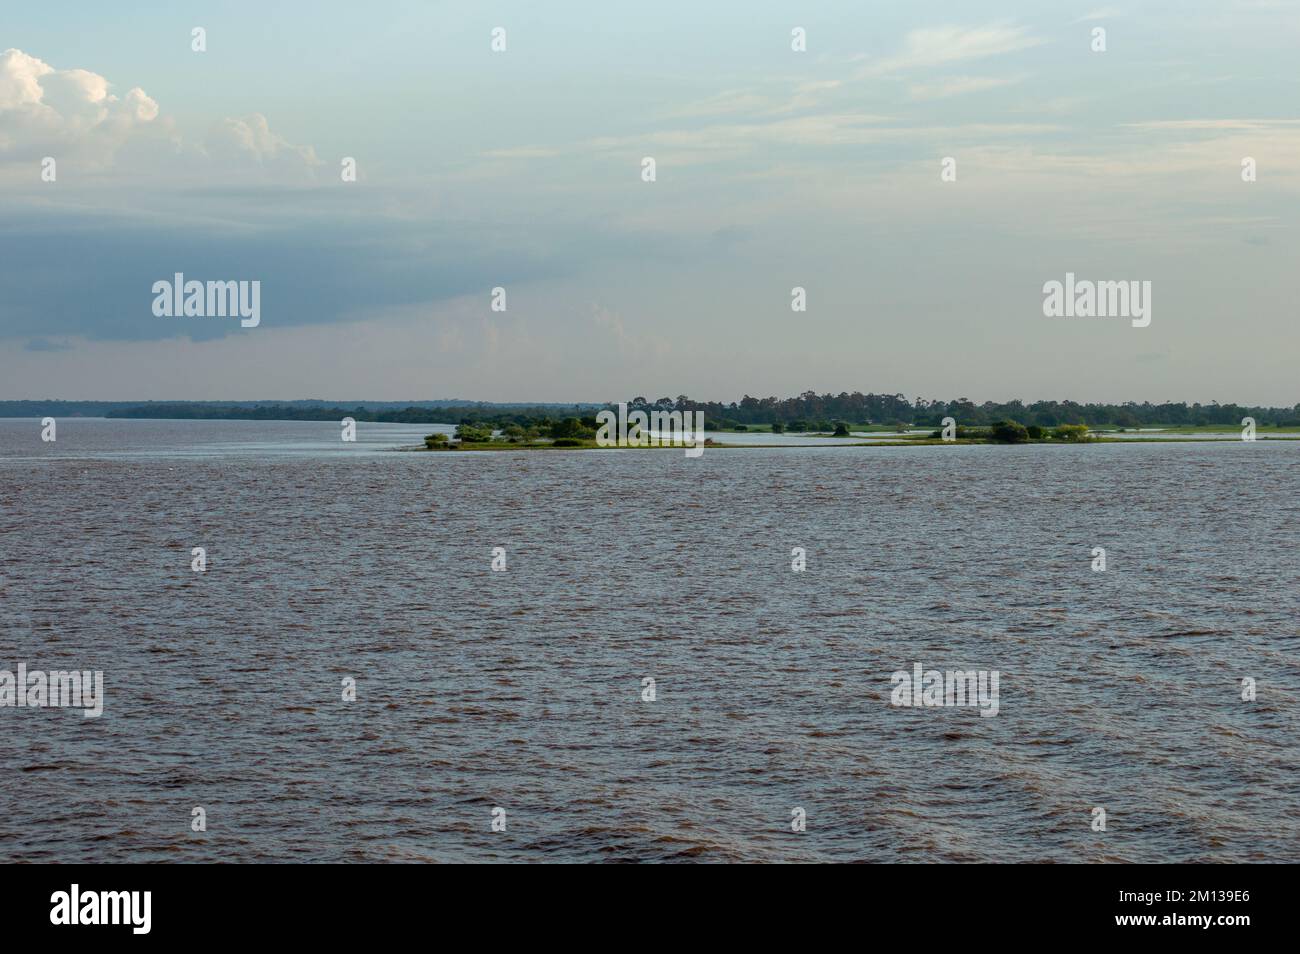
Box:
xmin=2 ymin=419 xmax=1297 ymax=862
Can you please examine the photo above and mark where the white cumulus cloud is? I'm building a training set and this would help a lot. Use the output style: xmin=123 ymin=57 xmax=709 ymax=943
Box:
xmin=0 ymin=48 xmax=315 ymax=180
xmin=204 ymin=113 xmax=320 ymax=170
xmin=0 ymin=48 xmax=159 ymax=161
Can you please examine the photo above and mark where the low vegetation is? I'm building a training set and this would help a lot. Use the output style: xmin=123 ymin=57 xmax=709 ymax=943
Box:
xmin=422 ymin=417 xmax=604 ymax=451
xmin=74 ymin=394 xmax=1300 ymax=433
xmin=926 ymin=421 xmax=1097 ymax=444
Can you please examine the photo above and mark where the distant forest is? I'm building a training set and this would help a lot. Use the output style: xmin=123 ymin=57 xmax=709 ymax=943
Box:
xmin=638 ymin=393 xmax=1300 ymax=428
xmin=2 ymin=393 xmax=1297 ymax=428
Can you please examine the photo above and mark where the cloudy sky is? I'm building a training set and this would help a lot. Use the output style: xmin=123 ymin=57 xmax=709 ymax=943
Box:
xmin=2 ymin=1 xmax=1298 ymax=404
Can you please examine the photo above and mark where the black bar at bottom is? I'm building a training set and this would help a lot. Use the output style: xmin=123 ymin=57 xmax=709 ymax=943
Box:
xmin=0 ymin=863 xmax=1284 ymax=940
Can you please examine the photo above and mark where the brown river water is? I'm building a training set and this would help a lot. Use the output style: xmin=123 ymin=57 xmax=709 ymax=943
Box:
xmin=1 ymin=418 xmax=1297 ymax=862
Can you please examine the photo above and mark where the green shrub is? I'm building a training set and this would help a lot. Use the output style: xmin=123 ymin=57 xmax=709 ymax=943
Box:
xmin=1025 ymin=425 xmax=1045 ymax=440
xmin=990 ymin=420 xmax=1029 ymax=443
xmin=552 ymin=437 xmax=584 ymax=447
xmin=456 ymin=423 xmax=494 ymax=442
xmin=832 ymin=422 xmax=851 ymax=437
xmin=1053 ymin=424 xmax=1090 ymax=442
xmin=549 ymin=417 xmax=595 ymax=440
xmin=930 ymin=425 xmax=968 ymax=439
xmin=423 ymin=433 xmax=450 ymax=449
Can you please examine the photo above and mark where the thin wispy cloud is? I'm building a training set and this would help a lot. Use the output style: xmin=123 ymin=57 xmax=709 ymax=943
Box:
xmin=1069 ymin=7 xmax=1123 ymax=23
xmin=663 ymin=80 xmax=844 ymax=121
xmin=1121 ymin=118 xmax=1300 ymax=130
xmin=909 ymin=74 xmax=1026 ymax=100
xmin=662 ymin=88 xmax=774 ymax=119
xmin=481 ymin=145 xmax=563 ymax=159
xmin=857 ymin=23 xmax=1044 ymax=77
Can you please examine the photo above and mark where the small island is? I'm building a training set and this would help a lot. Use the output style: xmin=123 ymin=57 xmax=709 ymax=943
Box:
xmin=415 ymin=416 xmax=1299 ymax=451
xmin=34 ymin=392 xmax=1293 ymax=451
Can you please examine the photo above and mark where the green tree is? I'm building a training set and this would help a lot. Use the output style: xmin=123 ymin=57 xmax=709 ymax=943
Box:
xmin=549 ymin=417 xmax=594 ymax=439
xmin=990 ymin=420 xmax=1029 ymax=443
xmin=1053 ymin=424 xmax=1090 ymax=442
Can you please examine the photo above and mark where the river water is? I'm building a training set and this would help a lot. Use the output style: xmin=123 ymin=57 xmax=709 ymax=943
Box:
xmin=1 ymin=418 xmax=1296 ymax=862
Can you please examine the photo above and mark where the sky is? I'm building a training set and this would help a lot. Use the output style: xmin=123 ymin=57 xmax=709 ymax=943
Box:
xmin=1 ymin=1 xmax=1298 ymax=405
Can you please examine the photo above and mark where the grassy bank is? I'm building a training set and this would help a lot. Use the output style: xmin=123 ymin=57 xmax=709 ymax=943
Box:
xmin=408 ymin=427 xmax=1300 ymax=452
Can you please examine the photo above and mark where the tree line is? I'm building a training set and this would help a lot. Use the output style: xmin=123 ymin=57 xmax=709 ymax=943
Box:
xmin=28 ymin=392 xmax=1296 ymax=429
xmin=623 ymin=393 xmax=1300 ymax=428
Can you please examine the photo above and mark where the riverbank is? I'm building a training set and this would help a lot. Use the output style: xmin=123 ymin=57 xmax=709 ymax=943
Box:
xmin=408 ymin=432 xmax=1300 ymax=451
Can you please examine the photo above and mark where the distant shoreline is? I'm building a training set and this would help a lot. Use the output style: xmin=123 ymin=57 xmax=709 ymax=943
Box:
xmin=409 ymin=432 xmax=1300 ymax=452
xmin=3 ymin=394 xmax=1297 ymax=433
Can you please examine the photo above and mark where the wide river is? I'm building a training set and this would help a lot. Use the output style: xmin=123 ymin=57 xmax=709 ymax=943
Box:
xmin=1 ymin=418 xmax=1296 ymax=862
